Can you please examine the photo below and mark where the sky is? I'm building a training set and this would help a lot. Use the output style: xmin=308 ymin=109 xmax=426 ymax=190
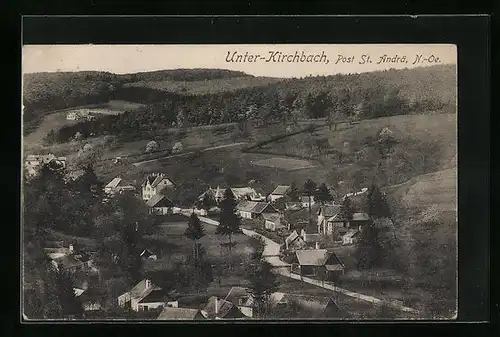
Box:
xmin=22 ymin=44 xmax=457 ymax=78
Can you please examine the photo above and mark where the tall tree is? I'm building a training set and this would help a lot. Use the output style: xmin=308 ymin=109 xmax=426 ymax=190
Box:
xmin=247 ymin=260 xmax=280 ymax=318
xmin=53 ymin=268 xmax=84 ymax=319
xmin=340 ymin=197 xmax=354 ymax=227
xmin=215 ymin=188 xmax=242 ymax=268
xmin=288 ymin=182 xmax=300 ymax=202
xmin=366 ymin=184 xmax=391 ymax=219
xmin=302 ymin=179 xmax=317 ymax=225
xmin=315 ymin=183 xmax=333 ymax=205
xmin=185 ymin=213 xmax=206 ymax=269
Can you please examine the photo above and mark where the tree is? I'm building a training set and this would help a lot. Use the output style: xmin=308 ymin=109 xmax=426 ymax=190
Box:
xmin=340 ymin=197 xmax=354 ymax=227
xmin=216 ymin=188 xmax=242 ymax=268
xmin=315 ymin=183 xmax=333 ymax=205
xmin=366 ymin=184 xmax=391 ymax=219
xmin=201 ymin=193 xmax=215 ymax=211
xmin=288 ymin=182 xmax=300 ymax=202
xmin=185 ymin=213 xmax=206 ymax=268
xmin=303 ymin=179 xmax=317 ymax=225
xmin=146 ymin=140 xmax=159 ymax=153
xmin=247 ymin=260 xmax=280 ymax=318
xmin=53 ymin=268 xmax=84 ymax=319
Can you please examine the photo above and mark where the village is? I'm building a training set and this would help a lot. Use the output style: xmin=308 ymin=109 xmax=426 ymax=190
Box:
xmin=23 ymin=152 xmax=417 ymax=320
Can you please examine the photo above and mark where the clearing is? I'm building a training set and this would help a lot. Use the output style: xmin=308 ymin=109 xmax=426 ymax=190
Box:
xmin=251 ymin=157 xmax=316 ymax=171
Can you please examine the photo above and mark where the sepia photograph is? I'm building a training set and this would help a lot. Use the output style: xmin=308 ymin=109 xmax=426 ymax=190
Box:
xmin=21 ymin=44 xmax=457 ymax=321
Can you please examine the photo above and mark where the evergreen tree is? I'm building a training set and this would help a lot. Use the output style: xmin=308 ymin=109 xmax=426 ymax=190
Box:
xmin=54 ymin=268 xmax=84 ymax=319
xmin=315 ymin=183 xmax=333 ymax=205
xmin=201 ymin=193 xmax=215 ymax=211
xmin=303 ymin=179 xmax=317 ymax=225
xmin=366 ymin=184 xmax=391 ymax=219
xmin=247 ymin=260 xmax=280 ymax=318
xmin=288 ymin=182 xmax=300 ymax=202
xmin=185 ymin=213 xmax=206 ymax=269
xmin=118 ymin=222 xmax=144 ymax=284
xmin=340 ymin=197 xmax=354 ymax=227
xmin=216 ymin=188 xmax=241 ymax=267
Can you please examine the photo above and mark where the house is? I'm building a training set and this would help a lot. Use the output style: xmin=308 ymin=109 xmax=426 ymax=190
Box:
xmin=66 ymin=110 xmax=90 ymax=120
xmin=262 ymin=213 xmax=286 ymax=232
xmin=268 ymin=185 xmax=291 ymax=202
xmin=141 ymin=173 xmax=175 ymax=201
xmin=224 ymin=287 xmax=255 ymax=318
xmin=25 ymin=154 xmax=66 ymax=177
xmin=316 ymin=204 xmax=342 ymax=235
xmin=201 ymin=296 xmax=246 ymax=319
xmin=271 ymin=293 xmax=343 ymax=318
xmin=236 ymin=201 xmax=278 ymax=219
xmin=248 ymin=188 xmax=266 ymax=201
xmin=301 ymin=195 xmax=316 ymax=208
xmin=118 ymin=278 xmax=161 ymax=311
xmin=290 ymin=249 xmax=345 ymax=281
xmin=157 ymin=307 xmax=206 ymax=320
xmin=319 ymin=211 xmax=372 ymax=234
xmin=342 ymin=230 xmax=360 ymax=245
xmin=51 ymin=254 xmax=90 ymax=273
xmin=140 ymin=248 xmax=158 ymax=260
xmin=284 ymin=230 xmax=307 ymax=250
xmin=198 ymin=186 xmax=259 ymax=204
xmin=137 ymin=289 xmax=179 ymax=312
xmin=104 ymin=177 xmax=136 ymax=196
xmin=146 ymin=195 xmax=175 ymax=215
xmin=76 ymin=287 xmax=104 ymax=312
xmin=300 ymin=229 xmax=323 ymax=249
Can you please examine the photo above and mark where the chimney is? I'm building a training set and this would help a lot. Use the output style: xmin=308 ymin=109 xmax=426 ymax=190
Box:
xmin=215 ymin=297 xmax=219 ymax=316
xmin=145 ymin=279 xmax=151 ymax=289
xmin=69 ymin=244 xmax=74 ymax=253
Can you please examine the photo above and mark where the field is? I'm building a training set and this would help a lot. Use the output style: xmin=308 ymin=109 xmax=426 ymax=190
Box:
xmin=251 ymin=157 xmax=316 ymax=171
xmin=124 ymin=76 xmax=283 ymax=95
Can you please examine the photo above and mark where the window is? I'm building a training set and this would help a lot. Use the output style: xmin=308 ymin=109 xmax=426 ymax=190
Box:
xmin=143 ymin=306 xmax=149 ymax=311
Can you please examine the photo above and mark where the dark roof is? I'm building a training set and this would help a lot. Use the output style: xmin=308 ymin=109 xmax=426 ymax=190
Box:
xmin=202 ymin=296 xmax=245 ymax=319
xmin=138 ymin=289 xmax=174 ymax=303
xmin=318 ymin=205 xmax=341 ymax=217
xmin=157 ymin=307 xmax=205 ymax=320
xmin=146 ymin=195 xmax=174 ymax=208
xmin=252 ymin=203 xmax=275 ymax=214
xmin=271 ymin=185 xmax=291 ymax=195
xmin=224 ymin=287 xmax=254 ymax=307
xmin=295 ymin=249 xmax=344 ymax=268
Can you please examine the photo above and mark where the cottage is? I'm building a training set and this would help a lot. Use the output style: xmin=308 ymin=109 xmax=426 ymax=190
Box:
xmin=236 ymin=201 xmax=278 ymax=219
xmin=300 ymin=229 xmax=323 ymax=249
xmin=301 ymin=195 xmax=316 ymax=208
xmin=146 ymin=195 xmax=175 ymax=215
xmin=268 ymin=185 xmax=291 ymax=202
xmin=141 ymin=173 xmax=175 ymax=201
xmin=201 ymin=296 xmax=246 ymax=319
xmin=316 ymin=205 xmax=342 ymax=235
xmin=342 ymin=230 xmax=360 ymax=245
xmin=224 ymin=287 xmax=255 ymax=318
xmin=140 ymin=248 xmax=158 ymax=260
xmin=284 ymin=230 xmax=307 ymax=250
xmin=118 ymin=278 xmax=160 ymax=311
xmin=137 ymin=289 xmax=179 ymax=312
xmin=271 ymin=293 xmax=343 ymax=318
xmin=290 ymin=249 xmax=345 ymax=281
xmin=25 ymin=154 xmax=66 ymax=177
xmin=104 ymin=177 xmax=136 ymax=196
xmin=157 ymin=307 xmax=206 ymax=320
xmin=262 ymin=213 xmax=286 ymax=232
xmin=320 ymin=211 xmax=372 ymax=234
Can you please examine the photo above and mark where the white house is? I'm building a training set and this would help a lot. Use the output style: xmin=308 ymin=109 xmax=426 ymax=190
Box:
xmin=316 ymin=204 xmax=342 ymax=235
xmin=268 ymin=185 xmax=291 ymax=202
xmin=342 ymin=230 xmax=360 ymax=245
xmin=118 ymin=278 xmax=177 ymax=312
xmin=262 ymin=213 xmax=286 ymax=232
xmin=141 ymin=173 xmax=175 ymax=201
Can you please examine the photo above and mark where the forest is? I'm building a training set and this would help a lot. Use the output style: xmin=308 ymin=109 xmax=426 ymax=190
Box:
xmin=23 ymin=65 xmax=456 ymax=142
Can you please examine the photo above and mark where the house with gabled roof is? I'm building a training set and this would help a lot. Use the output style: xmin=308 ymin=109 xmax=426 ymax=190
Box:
xmin=137 ymin=289 xmax=179 ymax=312
xmin=262 ymin=213 xmax=286 ymax=232
xmin=290 ymin=249 xmax=345 ymax=281
xmin=317 ymin=204 xmax=342 ymax=235
xmin=198 ymin=186 xmax=260 ymax=204
xmin=104 ymin=177 xmax=136 ymax=196
xmin=24 ymin=153 xmax=66 ymax=177
xmin=201 ymin=296 xmax=246 ymax=319
xmin=342 ymin=229 xmax=361 ymax=245
xmin=141 ymin=173 xmax=175 ymax=201
xmin=268 ymin=185 xmax=291 ymax=202
xmin=118 ymin=278 xmax=164 ymax=311
xmin=146 ymin=195 xmax=175 ymax=215
xmin=271 ymin=293 xmax=343 ymax=318
xmin=236 ymin=201 xmax=278 ymax=219
xmin=156 ymin=307 xmax=206 ymax=320
xmin=223 ymin=286 xmax=255 ymax=318
xmin=284 ymin=230 xmax=307 ymax=250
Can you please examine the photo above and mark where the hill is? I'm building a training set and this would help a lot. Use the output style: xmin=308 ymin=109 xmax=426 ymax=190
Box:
xmin=117 ymin=68 xmax=252 ymax=82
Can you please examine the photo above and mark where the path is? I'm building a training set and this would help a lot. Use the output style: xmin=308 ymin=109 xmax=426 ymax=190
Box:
xmin=132 ymin=142 xmax=248 ymax=166
xmin=198 ymin=216 xmax=419 ymax=314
